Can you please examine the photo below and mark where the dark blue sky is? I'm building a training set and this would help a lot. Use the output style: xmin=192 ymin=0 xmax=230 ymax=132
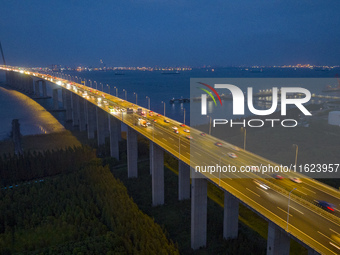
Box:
xmin=1 ymin=0 xmax=339 ymax=67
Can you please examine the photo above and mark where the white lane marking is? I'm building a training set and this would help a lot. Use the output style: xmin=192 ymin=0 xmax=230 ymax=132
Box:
xmin=195 ymin=152 xmax=202 ymax=157
xmin=158 ymin=131 xmax=164 ymax=135
xmin=301 ymin=186 xmax=316 ymax=194
xmin=297 ymin=189 xmax=308 ymax=196
xmin=329 ymin=242 xmax=340 ymax=250
xmin=256 ymin=187 xmax=269 ymax=195
xmin=231 ymin=173 xmax=241 ymax=178
xmin=318 ymin=231 xmax=333 ymax=242
xmin=330 ymin=228 xmax=340 ymax=236
xmin=277 ymin=206 xmax=292 ymax=217
xmin=162 ymin=138 xmax=167 ymax=142
xmin=290 ymin=206 xmax=304 ymax=215
xmin=181 ymin=144 xmax=187 ymax=148
xmin=168 ymin=137 xmax=174 ymax=141
xmin=246 ymin=188 xmax=261 ymax=197
xmin=334 ymin=208 xmax=340 ymax=213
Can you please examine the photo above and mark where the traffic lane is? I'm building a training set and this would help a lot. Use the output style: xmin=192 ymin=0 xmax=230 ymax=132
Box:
xmin=219 ymin=178 xmax=340 ymax=254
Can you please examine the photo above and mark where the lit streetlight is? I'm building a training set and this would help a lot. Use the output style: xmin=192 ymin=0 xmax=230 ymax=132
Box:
xmin=106 ymin=84 xmax=110 ymax=95
xmin=89 ymin=79 xmax=92 ymax=88
xmin=94 ymin=81 xmax=98 ymax=90
xmin=146 ymin=96 xmax=150 ymax=110
xmin=286 ymin=187 xmax=297 ymax=231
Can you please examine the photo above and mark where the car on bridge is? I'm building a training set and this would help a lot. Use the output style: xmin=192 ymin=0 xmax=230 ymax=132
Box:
xmin=316 ymin=200 xmax=336 ymax=212
xmin=290 ymin=177 xmax=302 ymax=183
xmin=273 ymin=174 xmax=284 ymax=179
xmin=215 ymin=142 xmax=222 ymax=147
xmin=253 ymin=179 xmax=270 ymax=190
xmin=227 ymin=153 xmax=237 ymax=158
xmin=164 ymin=119 xmax=170 ymax=123
xmin=172 ymin=126 xmax=178 ymax=130
xmin=200 ymin=132 xmax=206 ymax=136
xmin=183 ymin=129 xmax=190 ymax=133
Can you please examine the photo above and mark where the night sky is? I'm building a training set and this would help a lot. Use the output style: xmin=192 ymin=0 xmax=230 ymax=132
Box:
xmin=1 ymin=0 xmax=340 ymax=67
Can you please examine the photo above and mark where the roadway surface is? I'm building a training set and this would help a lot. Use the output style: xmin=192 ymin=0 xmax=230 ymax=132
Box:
xmin=2 ymin=67 xmax=340 ymax=254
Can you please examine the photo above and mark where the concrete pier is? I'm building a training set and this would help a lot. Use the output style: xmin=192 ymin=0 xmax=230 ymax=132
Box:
xmin=267 ymin=221 xmax=290 ymax=255
xmin=27 ymin=76 xmax=34 ymax=94
xmin=223 ymin=191 xmax=239 ymax=239
xmin=109 ymin=115 xmax=120 ymax=160
xmin=42 ymin=81 xmax=47 ymax=97
xmin=53 ymin=89 xmax=59 ymax=110
xmin=87 ymin=102 xmax=97 ymax=139
xmin=149 ymin=140 xmax=153 ymax=175
xmin=191 ymin=177 xmax=208 ymax=250
xmin=71 ymin=93 xmax=79 ymax=126
xmin=34 ymin=81 xmax=40 ymax=97
xmin=127 ymin=126 xmax=138 ymax=178
xmin=96 ymin=107 xmax=109 ymax=146
xmin=63 ymin=89 xmax=72 ymax=121
xmin=78 ymin=96 xmax=86 ymax=131
xmin=151 ymin=142 xmax=164 ymax=206
xmin=178 ymin=161 xmax=190 ymax=200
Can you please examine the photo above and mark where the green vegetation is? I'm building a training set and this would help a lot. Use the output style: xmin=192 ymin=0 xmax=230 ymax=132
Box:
xmin=0 ymin=130 xmax=81 ymax=155
xmin=0 ymin=147 xmax=179 ymax=254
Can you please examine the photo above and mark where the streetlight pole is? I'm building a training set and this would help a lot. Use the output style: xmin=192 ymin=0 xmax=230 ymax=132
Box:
xmin=243 ymin=127 xmax=247 ymax=150
xmin=207 ymin=116 xmax=212 ymax=135
xmin=286 ymin=187 xmax=297 ymax=231
xmin=183 ymin=108 xmax=186 ymax=125
xmin=123 ymin=89 xmax=127 ymax=100
xmin=94 ymin=81 xmax=97 ymax=90
xmin=134 ymin=92 xmax=138 ymax=104
xmin=293 ymin=144 xmax=298 ymax=171
xmin=89 ymin=79 xmax=92 ymax=88
xmin=161 ymin=101 xmax=166 ymax=116
xmin=146 ymin=96 xmax=150 ymax=110
xmin=107 ymin=84 xmax=110 ymax=95
xmin=114 ymin=87 xmax=118 ymax=97
xmin=100 ymin=82 xmax=103 ymax=92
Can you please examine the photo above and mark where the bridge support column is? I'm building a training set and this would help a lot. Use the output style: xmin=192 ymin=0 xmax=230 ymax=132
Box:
xmin=191 ymin=177 xmax=207 ymax=250
xmin=109 ymin=115 xmax=120 ymax=160
xmin=34 ymin=81 xmax=40 ymax=97
xmin=42 ymin=81 xmax=47 ymax=97
xmin=179 ymin=161 xmax=190 ymax=200
xmin=87 ymin=102 xmax=97 ymax=139
xmin=96 ymin=107 xmax=109 ymax=146
xmin=78 ymin=96 xmax=86 ymax=131
xmin=267 ymin=221 xmax=290 ymax=255
xmin=149 ymin=140 xmax=153 ymax=175
xmin=63 ymin=89 xmax=72 ymax=121
xmin=151 ymin=142 xmax=164 ymax=206
xmin=72 ymin=93 xmax=79 ymax=126
xmin=223 ymin=191 xmax=239 ymax=239
xmin=127 ymin=126 xmax=138 ymax=178
xmin=27 ymin=76 xmax=34 ymax=94
xmin=53 ymin=89 xmax=59 ymax=110
xmin=117 ymin=121 xmax=122 ymax=141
